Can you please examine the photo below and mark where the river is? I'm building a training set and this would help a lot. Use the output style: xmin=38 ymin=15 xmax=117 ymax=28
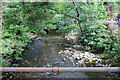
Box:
xmin=1 ymin=35 xmax=119 ymax=80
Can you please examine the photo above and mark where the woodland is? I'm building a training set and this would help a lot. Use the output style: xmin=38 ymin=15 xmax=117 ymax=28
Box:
xmin=0 ymin=2 xmax=120 ymax=67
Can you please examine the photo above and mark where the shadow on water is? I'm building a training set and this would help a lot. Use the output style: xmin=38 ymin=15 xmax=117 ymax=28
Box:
xmin=2 ymin=35 xmax=119 ymax=79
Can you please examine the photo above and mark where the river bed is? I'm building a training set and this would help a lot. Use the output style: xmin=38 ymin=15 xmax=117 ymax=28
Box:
xmin=1 ymin=35 xmax=119 ymax=79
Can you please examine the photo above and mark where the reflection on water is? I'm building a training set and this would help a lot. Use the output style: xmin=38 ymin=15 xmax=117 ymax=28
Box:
xmin=2 ymin=35 xmax=119 ymax=79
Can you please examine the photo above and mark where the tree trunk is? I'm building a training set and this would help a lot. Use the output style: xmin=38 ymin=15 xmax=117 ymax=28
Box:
xmin=72 ymin=1 xmax=80 ymax=27
xmin=0 ymin=0 xmax=3 ymax=72
xmin=118 ymin=14 xmax=120 ymax=35
xmin=0 ymin=0 xmax=3 ymax=79
xmin=0 ymin=0 xmax=3 ymax=39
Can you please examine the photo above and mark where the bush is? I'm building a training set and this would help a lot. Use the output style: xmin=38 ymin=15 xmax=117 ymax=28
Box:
xmin=0 ymin=25 xmax=31 ymax=66
xmin=78 ymin=2 xmax=120 ymax=66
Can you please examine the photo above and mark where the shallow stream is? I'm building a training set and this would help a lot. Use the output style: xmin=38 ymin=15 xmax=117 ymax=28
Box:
xmin=2 ymin=35 xmax=119 ymax=79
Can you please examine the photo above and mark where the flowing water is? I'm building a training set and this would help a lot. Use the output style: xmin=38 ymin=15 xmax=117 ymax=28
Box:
xmin=1 ymin=35 xmax=119 ymax=80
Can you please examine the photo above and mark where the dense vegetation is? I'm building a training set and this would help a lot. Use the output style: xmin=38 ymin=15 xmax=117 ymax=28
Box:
xmin=0 ymin=2 xmax=119 ymax=66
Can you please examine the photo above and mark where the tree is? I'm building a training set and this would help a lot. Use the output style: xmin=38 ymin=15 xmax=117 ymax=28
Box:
xmin=0 ymin=0 xmax=3 ymax=71
xmin=0 ymin=0 xmax=3 ymax=39
xmin=3 ymin=2 xmax=56 ymax=35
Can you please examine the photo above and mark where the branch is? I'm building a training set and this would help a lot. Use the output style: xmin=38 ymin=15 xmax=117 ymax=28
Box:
xmin=48 ymin=7 xmax=79 ymax=21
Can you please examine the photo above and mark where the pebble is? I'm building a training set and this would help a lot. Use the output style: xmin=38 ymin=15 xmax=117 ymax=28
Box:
xmin=54 ymin=61 xmax=59 ymax=64
xmin=78 ymin=60 xmax=84 ymax=64
xmin=35 ymin=37 xmax=42 ymax=40
xmin=58 ymin=52 xmax=61 ymax=54
xmin=75 ymin=57 xmax=80 ymax=60
xmin=76 ymin=63 xmax=79 ymax=65
xmin=63 ymin=58 xmax=66 ymax=61
xmin=71 ymin=60 xmax=74 ymax=62
xmin=60 ymin=62 xmax=64 ymax=64
xmin=46 ymin=64 xmax=52 ymax=67
xmin=46 ymin=72 xmax=52 ymax=75
xmin=10 ymin=76 xmax=12 ymax=79
xmin=34 ymin=58 xmax=37 ymax=61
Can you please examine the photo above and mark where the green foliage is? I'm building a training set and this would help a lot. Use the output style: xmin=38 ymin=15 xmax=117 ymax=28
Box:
xmin=0 ymin=55 xmax=10 ymax=67
xmin=78 ymin=2 xmax=108 ymax=49
xmin=107 ymin=35 xmax=120 ymax=66
xmin=3 ymin=25 xmax=30 ymax=40
xmin=3 ymin=2 xmax=56 ymax=34
xmin=0 ymin=25 xmax=31 ymax=66
xmin=2 ymin=2 xmax=119 ymax=66
xmin=77 ymin=2 xmax=120 ymax=66
xmin=57 ymin=24 xmax=79 ymax=35
xmin=100 ymin=35 xmax=120 ymax=66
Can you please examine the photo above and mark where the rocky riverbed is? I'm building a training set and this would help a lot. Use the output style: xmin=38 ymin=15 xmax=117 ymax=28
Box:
xmin=58 ymin=47 xmax=111 ymax=67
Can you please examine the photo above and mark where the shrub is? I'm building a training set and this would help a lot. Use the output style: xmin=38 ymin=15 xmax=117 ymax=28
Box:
xmin=0 ymin=25 xmax=31 ymax=66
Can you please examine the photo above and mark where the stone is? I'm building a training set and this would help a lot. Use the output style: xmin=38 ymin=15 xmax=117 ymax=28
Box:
xmin=63 ymin=58 xmax=66 ymax=61
xmin=46 ymin=72 xmax=52 ymax=75
xmin=78 ymin=61 xmax=84 ymax=64
xmin=54 ymin=61 xmax=59 ymax=64
xmin=46 ymin=64 xmax=52 ymax=67
xmin=36 ymin=37 xmax=42 ymax=40
xmin=76 ymin=63 xmax=79 ymax=65
xmin=75 ymin=57 xmax=80 ymax=60
xmin=58 ymin=52 xmax=61 ymax=54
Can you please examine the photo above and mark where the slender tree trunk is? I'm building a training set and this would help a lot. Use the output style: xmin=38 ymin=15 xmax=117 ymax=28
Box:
xmin=0 ymin=0 xmax=3 ymax=39
xmin=106 ymin=2 xmax=113 ymax=20
xmin=118 ymin=14 xmax=120 ymax=35
xmin=72 ymin=1 xmax=80 ymax=27
xmin=72 ymin=1 xmax=83 ymax=33
xmin=0 ymin=0 xmax=3 ymax=79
